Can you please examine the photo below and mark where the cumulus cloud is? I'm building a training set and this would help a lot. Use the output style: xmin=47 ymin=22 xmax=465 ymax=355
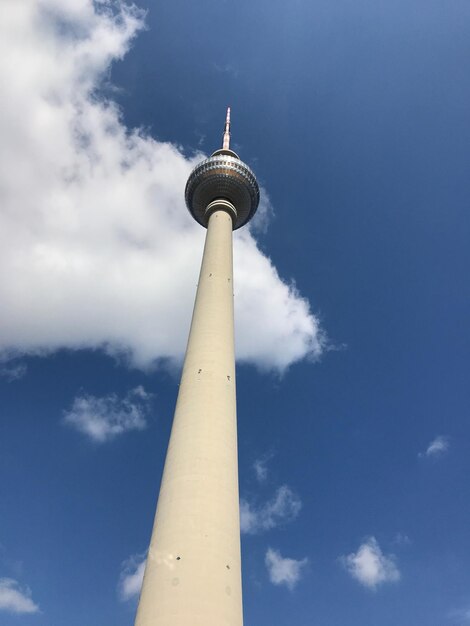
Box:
xmin=419 ymin=436 xmax=450 ymax=459
xmin=240 ymin=485 xmax=302 ymax=534
xmin=118 ymin=553 xmax=146 ymax=601
xmin=265 ymin=548 xmax=308 ymax=590
xmin=341 ymin=537 xmax=400 ymax=590
xmin=0 ymin=578 xmax=39 ymax=614
xmin=63 ymin=385 xmax=151 ymax=442
xmin=0 ymin=0 xmax=324 ymax=373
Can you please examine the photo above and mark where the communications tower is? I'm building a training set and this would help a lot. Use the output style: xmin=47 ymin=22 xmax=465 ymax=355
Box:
xmin=134 ymin=109 xmax=259 ymax=626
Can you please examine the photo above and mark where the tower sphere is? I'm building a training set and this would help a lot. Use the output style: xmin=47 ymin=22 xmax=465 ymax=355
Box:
xmin=185 ymin=116 xmax=260 ymax=230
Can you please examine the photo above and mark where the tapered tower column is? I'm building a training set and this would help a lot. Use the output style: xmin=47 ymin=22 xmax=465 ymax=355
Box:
xmin=134 ymin=110 xmax=259 ymax=626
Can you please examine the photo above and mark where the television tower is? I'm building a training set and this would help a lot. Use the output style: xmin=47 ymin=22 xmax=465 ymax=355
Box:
xmin=134 ymin=109 xmax=259 ymax=626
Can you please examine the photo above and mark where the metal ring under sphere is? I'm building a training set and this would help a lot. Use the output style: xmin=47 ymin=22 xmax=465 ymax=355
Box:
xmin=185 ymin=152 xmax=259 ymax=230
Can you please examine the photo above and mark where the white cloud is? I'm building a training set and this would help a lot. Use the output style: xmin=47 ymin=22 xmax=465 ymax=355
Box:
xmin=253 ymin=451 xmax=274 ymax=483
xmin=0 ymin=578 xmax=39 ymax=614
xmin=63 ymin=385 xmax=151 ymax=442
xmin=341 ymin=537 xmax=400 ymax=590
xmin=119 ymin=553 xmax=146 ymax=601
xmin=419 ymin=436 xmax=450 ymax=458
xmin=240 ymin=485 xmax=302 ymax=534
xmin=392 ymin=532 xmax=411 ymax=546
xmin=0 ymin=0 xmax=324 ymax=374
xmin=253 ymin=459 xmax=268 ymax=483
xmin=0 ymin=363 xmax=27 ymax=381
xmin=265 ymin=548 xmax=308 ymax=590
xmin=450 ymin=607 xmax=470 ymax=624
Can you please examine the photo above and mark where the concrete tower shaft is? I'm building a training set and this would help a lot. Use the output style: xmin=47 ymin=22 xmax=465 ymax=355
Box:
xmin=134 ymin=110 xmax=258 ymax=626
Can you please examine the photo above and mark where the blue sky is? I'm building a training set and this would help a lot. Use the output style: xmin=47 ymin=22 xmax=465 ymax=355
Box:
xmin=1 ymin=0 xmax=469 ymax=624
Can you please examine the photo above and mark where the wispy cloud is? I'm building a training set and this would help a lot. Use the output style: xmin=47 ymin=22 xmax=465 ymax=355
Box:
xmin=240 ymin=485 xmax=302 ymax=534
xmin=0 ymin=363 xmax=27 ymax=382
xmin=265 ymin=548 xmax=308 ymax=590
xmin=253 ymin=451 xmax=275 ymax=483
xmin=211 ymin=62 xmax=240 ymax=78
xmin=341 ymin=537 xmax=400 ymax=590
xmin=253 ymin=459 xmax=268 ymax=483
xmin=118 ymin=553 xmax=146 ymax=601
xmin=419 ymin=435 xmax=450 ymax=459
xmin=63 ymin=385 xmax=151 ymax=442
xmin=392 ymin=532 xmax=411 ymax=546
xmin=0 ymin=578 xmax=39 ymax=614
xmin=449 ymin=607 xmax=470 ymax=624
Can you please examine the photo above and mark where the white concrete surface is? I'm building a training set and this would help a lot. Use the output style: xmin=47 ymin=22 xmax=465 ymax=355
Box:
xmin=135 ymin=208 xmax=243 ymax=626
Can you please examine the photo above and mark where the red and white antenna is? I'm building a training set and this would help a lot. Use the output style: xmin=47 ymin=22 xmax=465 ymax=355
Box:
xmin=222 ymin=106 xmax=231 ymax=150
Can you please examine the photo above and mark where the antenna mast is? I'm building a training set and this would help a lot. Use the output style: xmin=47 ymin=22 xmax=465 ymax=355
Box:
xmin=222 ymin=106 xmax=231 ymax=150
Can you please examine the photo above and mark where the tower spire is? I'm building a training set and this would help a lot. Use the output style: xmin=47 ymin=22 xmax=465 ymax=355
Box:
xmin=222 ymin=106 xmax=231 ymax=150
